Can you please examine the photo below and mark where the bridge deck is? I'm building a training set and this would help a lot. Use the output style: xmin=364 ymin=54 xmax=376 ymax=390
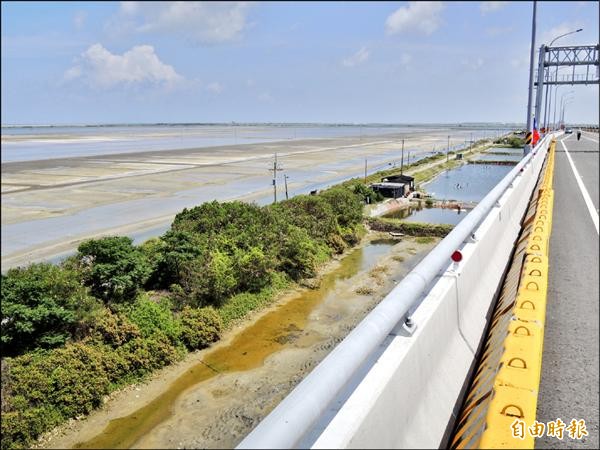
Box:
xmin=536 ymin=131 xmax=599 ymax=448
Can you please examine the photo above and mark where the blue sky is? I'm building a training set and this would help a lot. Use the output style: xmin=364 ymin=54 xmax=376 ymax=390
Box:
xmin=1 ymin=1 xmax=598 ymax=125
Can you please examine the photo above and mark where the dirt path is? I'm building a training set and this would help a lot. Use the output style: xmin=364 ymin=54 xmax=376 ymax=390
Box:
xmin=37 ymin=233 xmax=438 ymax=449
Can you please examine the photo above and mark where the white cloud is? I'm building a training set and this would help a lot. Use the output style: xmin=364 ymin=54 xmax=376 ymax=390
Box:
xmin=400 ymin=53 xmax=412 ymax=65
xmin=65 ymin=43 xmax=183 ymax=88
xmin=117 ymin=1 xmax=252 ymax=44
xmin=73 ymin=11 xmax=87 ymax=30
xmin=480 ymin=2 xmax=508 ymax=14
xmin=386 ymin=2 xmax=444 ymax=36
xmin=342 ymin=46 xmax=370 ymax=67
xmin=206 ymin=82 xmax=223 ymax=93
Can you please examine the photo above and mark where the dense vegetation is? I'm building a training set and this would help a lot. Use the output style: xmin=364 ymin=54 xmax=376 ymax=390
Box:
xmin=0 ymin=186 xmax=365 ymax=449
xmin=494 ymin=134 xmax=524 ymax=148
xmin=367 ymin=217 xmax=454 ymax=237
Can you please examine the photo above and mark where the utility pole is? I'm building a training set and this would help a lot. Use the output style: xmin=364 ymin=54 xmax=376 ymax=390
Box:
xmin=400 ymin=139 xmax=405 ymax=175
xmin=284 ymin=174 xmax=289 ymax=200
xmin=446 ymin=135 xmax=450 ymax=163
xmin=524 ymin=0 xmax=537 ymax=155
xmin=270 ymin=153 xmax=283 ymax=203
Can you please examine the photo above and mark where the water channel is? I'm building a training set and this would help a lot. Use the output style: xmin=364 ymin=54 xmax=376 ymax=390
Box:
xmin=75 ymin=239 xmax=398 ymax=449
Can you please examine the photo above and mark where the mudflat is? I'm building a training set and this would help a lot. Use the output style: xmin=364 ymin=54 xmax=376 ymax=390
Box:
xmin=2 ymin=128 xmax=473 ymax=268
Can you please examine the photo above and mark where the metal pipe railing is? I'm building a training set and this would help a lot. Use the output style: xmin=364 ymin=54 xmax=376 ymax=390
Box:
xmin=237 ymin=135 xmax=552 ymax=449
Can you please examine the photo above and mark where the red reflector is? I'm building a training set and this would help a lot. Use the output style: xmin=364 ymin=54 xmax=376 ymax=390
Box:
xmin=451 ymin=250 xmax=463 ymax=262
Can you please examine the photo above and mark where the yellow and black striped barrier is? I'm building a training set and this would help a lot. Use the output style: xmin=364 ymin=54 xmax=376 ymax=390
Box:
xmin=451 ymin=139 xmax=555 ymax=449
xmin=525 ymin=132 xmax=533 ymax=145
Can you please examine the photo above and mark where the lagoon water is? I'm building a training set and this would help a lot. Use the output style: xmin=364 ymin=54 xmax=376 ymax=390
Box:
xmin=383 ymin=206 xmax=468 ymax=225
xmin=422 ymin=163 xmax=513 ymax=202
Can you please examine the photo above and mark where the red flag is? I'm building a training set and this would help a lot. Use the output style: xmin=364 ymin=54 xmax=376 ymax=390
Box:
xmin=532 ymin=117 xmax=540 ymax=146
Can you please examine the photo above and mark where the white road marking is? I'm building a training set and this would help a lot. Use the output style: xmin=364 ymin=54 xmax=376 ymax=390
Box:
xmin=560 ymin=138 xmax=599 ymax=234
xmin=582 ymin=134 xmax=599 ymax=144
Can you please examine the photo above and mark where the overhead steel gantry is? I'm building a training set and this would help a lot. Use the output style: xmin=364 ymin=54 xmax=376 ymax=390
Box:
xmin=533 ymin=44 xmax=599 ymax=132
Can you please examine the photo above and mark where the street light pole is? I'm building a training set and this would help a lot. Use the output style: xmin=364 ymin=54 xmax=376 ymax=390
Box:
xmin=400 ymin=139 xmax=405 ymax=175
xmin=558 ymin=91 xmax=574 ymax=129
xmin=524 ymin=0 xmax=537 ymax=155
xmin=446 ymin=135 xmax=450 ymax=163
xmin=561 ymin=99 xmax=574 ymax=127
xmin=544 ymin=28 xmax=583 ymax=131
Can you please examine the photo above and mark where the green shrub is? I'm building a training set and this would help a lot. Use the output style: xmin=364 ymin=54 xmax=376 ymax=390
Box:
xmin=6 ymin=344 xmax=112 ymax=419
xmin=272 ymin=195 xmax=338 ymax=243
xmin=152 ymin=230 xmax=209 ymax=289
xmin=179 ymin=307 xmax=222 ymax=350
xmin=320 ymin=187 xmax=363 ymax=228
xmin=87 ymin=309 xmax=141 ymax=348
xmin=234 ymin=246 xmax=275 ymax=292
xmin=1 ymin=406 xmax=63 ymax=450
xmin=218 ymin=273 xmax=290 ymax=328
xmin=115 ymin=335 xmax=184 ymax=379
xmin=507 ymin=136 xmax=524 ymax=148
xmin=1 ymin=263 xmax=100 ymax=356
xmin=278 ymin=226 xmax=328 ymax=280
xmin=125 ymin=295 xmax=181 ymax=342
xmin=77 ymin=236 xmax=151 ymax=303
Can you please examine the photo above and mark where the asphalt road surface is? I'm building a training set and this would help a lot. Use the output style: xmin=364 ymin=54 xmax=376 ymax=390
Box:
xmin=537 ymin=131 xmax=599 ymax=448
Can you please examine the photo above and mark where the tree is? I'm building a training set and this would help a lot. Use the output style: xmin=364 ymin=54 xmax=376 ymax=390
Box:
xmin=77 ymin=236 xmax=151 ymax=303
xmin=235 ymin=246 xmax=274 ymax=292
xmin=1 ymin=263 xmax=98 ymax=355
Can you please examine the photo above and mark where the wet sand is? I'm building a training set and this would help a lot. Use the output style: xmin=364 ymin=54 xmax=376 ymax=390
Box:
xmin=35 ymin=233 xmax=438 ymax=449
xmin=2 ymin=128 xmax=475 ymax=269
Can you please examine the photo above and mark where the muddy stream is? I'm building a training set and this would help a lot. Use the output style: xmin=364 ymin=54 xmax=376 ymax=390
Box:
xmin=42 ymin=235 xmax=436 ymax=449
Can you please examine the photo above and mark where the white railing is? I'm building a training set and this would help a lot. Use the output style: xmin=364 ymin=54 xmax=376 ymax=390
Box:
xmin=237 ymin=135 xmax=555 ymax=449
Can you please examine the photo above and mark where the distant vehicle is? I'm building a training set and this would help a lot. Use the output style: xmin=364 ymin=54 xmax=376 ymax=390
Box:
xmin=565 ymin=128 xmax=573 ymax=134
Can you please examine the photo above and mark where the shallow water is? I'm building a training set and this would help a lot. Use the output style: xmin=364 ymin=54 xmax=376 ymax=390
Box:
xmin=1 ymin=125 xmax=424 ymax=163
xmin=74 ymin=239 xmax=396 ymax=449
xmin=383 ymin=206 xmax=467 ymax=225
xmin=1 ymin=125 xmax=513 ymax=163
xmin=422 ymin=163 xmax=512 ymax=202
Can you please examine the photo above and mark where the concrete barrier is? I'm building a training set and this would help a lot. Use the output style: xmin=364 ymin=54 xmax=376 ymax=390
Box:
xmin=367 ymin=197 xmax=410 ymax=217
xmin=237 ymin=136 xmax=555 ymax=450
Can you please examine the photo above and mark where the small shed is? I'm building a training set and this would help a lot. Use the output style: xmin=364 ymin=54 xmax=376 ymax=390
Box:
xmin=370 ymin=182 xmax=408 ymax=199
xmin=381 ymin=174 xmax=415 ymax=191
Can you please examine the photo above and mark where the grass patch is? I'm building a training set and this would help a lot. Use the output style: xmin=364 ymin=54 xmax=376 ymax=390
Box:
xmin=415 ymin=236 xmax=435 ymax=244
xmin=369 ymin=265 xmax=389 ymax=276
xmin=355 ymin=286 xmax=375 ymax=295
xmin=217 ymin=273 xmax=290 ymax=329
xmin=368 ymin=217 xmax=454 ymax=237
xmin=392 ymin=255 xmax=405 ymax=262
